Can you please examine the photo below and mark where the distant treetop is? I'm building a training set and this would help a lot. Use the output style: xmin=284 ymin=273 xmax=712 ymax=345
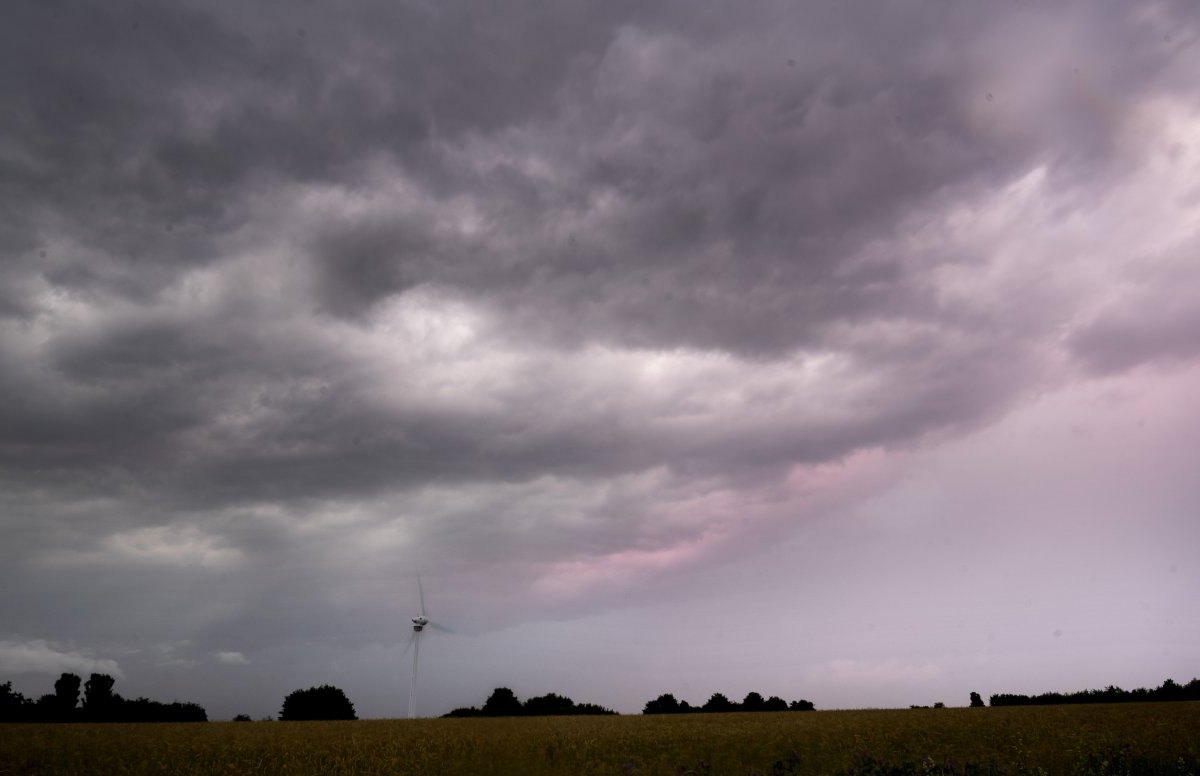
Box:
xmin=0 ymin=673 xmax=206 ymax=723
xmin=279 ymin=685 xmax=357 ymax=721
xmin=643 ymin=691 xmax=815 ymax=714
xmin=989 ymin=678 xmax=1200 ymax=707
xmin=444 ymin=688 xmax=616 ymax=717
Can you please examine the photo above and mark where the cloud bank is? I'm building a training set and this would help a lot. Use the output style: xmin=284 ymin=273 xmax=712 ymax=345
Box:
xmin=2 ymin=0 xmax=1198 ymax=717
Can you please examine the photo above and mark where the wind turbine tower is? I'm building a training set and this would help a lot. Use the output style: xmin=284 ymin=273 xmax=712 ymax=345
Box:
xmin=403 ymin=574 xmax=448 ymax=718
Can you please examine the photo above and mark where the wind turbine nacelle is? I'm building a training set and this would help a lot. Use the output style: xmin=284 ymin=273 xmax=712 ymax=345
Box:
xmin=412 ymin=615 xmax=428 ymax=632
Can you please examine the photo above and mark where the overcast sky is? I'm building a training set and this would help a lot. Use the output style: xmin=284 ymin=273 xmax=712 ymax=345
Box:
xmin=2 ymin=0 xmax=1198 ymax=720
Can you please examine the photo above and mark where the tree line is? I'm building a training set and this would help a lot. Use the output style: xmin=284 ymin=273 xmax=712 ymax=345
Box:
xmin=443 ymin=687 xmax=616 ymax=717
xmin=988 ymin=677 xmax=1200 ymax=707
xmin=0 ymin=673 xmax=207 ymax=723
xmin=11 ymin=674 xmax=1192 ymax=722
xmin=643 ymin=691 xmax=815 ymax=714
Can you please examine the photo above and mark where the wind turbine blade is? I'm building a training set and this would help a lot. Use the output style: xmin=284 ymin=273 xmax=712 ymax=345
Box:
xmin=400 ymin=630 xmax=416 ymax=660
xmin=417 ymin=573 xmax=427 ymax=617
xmin=427 ymin=621 xmax=453 ymax=634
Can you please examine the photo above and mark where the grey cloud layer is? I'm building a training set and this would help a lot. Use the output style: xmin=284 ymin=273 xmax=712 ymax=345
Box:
xmin=3 ymin=0 xmax=1200 ymax=687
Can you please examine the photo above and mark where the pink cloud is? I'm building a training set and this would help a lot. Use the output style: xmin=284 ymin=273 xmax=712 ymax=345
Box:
xmin=530 ymin=447 xmax=906 ymax=601
xmin=531 ymin=526 xmax=729 ymax=600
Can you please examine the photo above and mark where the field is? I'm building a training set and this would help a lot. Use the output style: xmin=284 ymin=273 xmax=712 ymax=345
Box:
xmin=2 ymin=703 xmax=1198 ymax=775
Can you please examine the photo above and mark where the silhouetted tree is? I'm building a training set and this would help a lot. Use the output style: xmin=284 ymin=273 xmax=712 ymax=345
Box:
xmin=481 ymin=687 xmax=524 ymax=717
xmin=643 ymin=693 xmax=681 ymax=714
xmin=82 ymin=674 xmax=119 ymax=720
xmin=524 ymin=693 xmax=576 ymax=716
xmin=0 ymin=673 xmax=206 ymax=723
xmin=30 ymin=695 xmax=56 ymax=724
xmin=448 ymin=688 xmax=614 ymax=717
xmin=702 ymin=692 xmax=735 ymax=712
xmin=0 ymin=682 xmax=31 ymax=722
xmin=763 ymin=695 xmax=789 ymax=712
xmin=742 ymin=692 xmax=766 ymax=712
xmin=54 ymin=671 xmax=81 ymax=714
xmin=279 ymin=685 xmax=357 ymax=721
xmin=643 ymin=691 xmax=814 ymax=715
xmin=969 ymin=691 xmax=984 ymax=708
xmin=52 ymin=673 xmax=81 ymax=720
xmin=989 ymin=677 xmax=1200 ymax=707
xmin=234 ymin=714 xmax=252 ymax=722
xmin=443 ymin=706 xmax=482 ymax=717
xmin=118 ymin=698 xmax=207 ymax=722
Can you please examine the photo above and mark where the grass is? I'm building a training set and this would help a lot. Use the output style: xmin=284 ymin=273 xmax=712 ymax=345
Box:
xmin=1 ymin=702 xmax=1197 ymax=775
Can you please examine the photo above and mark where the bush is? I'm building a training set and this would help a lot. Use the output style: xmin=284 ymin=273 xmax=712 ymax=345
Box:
xmin=279 ymin=685 xmax=357 ymax=721
xmin=481 ymin=687 xmax=524 ymax=717
xmin=644 ymin=693 xmax=681 ymax=714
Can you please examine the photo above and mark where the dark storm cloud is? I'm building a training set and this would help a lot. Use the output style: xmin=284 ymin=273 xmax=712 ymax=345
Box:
xmin=3 ymin=0 xmax=1200 ymax=716
xmin=2 ymin=2 xmax=256 ymax=275
xmin=2 ymin=0 xmax=1192 ymax=517
xmin=298 ymin=0 xmax=1196 ymax=355
xmin=3 ymin=0 xmax=1191 ymax=493
xmin=1 ymin=0 xmax=637 ymax=302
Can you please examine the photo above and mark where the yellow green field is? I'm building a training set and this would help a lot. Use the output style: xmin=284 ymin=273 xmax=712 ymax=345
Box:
xmin=2 ymin=703 xmax=1198 ymax=775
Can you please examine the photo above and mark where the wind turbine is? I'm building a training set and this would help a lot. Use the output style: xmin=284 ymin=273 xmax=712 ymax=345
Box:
xmin=402 ymin=574 xmax=449 ymax=718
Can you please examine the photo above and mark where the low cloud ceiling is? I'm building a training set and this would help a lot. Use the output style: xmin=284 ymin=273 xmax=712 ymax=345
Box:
xmin=3 ymin=0 xmax=1198 ymax=718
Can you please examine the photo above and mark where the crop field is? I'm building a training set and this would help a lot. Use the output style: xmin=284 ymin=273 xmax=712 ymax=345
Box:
xmin=2 ymin=703 xmax=1198 ymax=775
